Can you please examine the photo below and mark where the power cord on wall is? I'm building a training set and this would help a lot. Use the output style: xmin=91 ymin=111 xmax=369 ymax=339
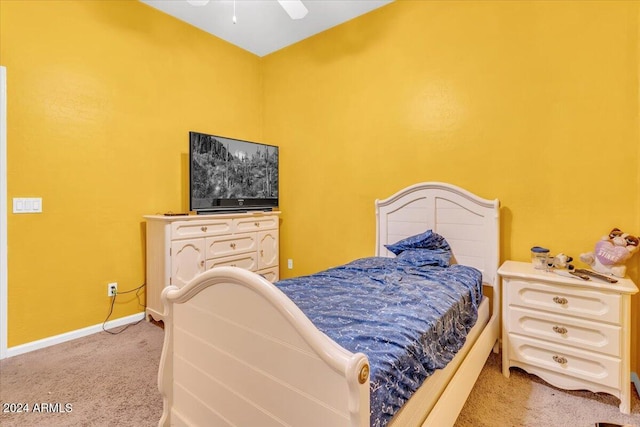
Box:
xmin=102 ymin=283 xmax=146 ymax=335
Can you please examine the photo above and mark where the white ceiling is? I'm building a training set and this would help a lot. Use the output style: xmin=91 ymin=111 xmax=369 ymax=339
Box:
xmin=139 ymin=0 xmax=393 ymax=57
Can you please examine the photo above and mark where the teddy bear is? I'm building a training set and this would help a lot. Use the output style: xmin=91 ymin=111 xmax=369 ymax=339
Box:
xmin=579 ymin=228 xmax=639 ymax=278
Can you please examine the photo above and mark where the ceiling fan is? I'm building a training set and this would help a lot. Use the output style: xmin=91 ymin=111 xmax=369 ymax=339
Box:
xmin=186 ymin=0 xmax=308 ymax=20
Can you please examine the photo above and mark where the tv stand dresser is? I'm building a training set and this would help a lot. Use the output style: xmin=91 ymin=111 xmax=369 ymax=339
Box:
xmin=144 ymin=211 xmax=280 ymax=322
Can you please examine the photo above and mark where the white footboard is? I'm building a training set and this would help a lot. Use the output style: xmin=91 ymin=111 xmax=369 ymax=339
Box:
xmin=157 ymin=267 xmax=370 ymax=427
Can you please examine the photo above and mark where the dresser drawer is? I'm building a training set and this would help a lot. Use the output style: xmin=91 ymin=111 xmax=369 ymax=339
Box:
xmin=507 ymin=306 xmax=621 ymax=357
xmin=172 ymin=219 xmax=233 ymax=239
xmin=506 ymin=279 xmax=621 ymax=324
xmin=206 ymin=252 xmax=257 ymax=271
xmin=233 ymin=215 xmax=278 ymax=233
xmin=508 ymin=334 xmax=621 ymax=390
xmin=257 ymin=266 xmax=279 ymax=283
xmin=206 ymin=233 xmax=256 ymax=258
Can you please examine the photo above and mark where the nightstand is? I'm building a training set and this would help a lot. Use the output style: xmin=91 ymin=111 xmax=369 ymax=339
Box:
xmin=498 ymin=260 xmax=638 ymax=414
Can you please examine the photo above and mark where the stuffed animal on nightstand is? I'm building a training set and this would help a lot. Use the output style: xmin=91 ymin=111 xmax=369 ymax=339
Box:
xmin=579 ymin=228 xmax=639 ymax=278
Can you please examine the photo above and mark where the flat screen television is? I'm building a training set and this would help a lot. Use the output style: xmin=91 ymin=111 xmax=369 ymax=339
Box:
xmin=189 ymin=131 xmax=279 ymax=214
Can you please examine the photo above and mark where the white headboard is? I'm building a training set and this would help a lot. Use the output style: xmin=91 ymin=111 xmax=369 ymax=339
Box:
xmin=375 ymin=182 xmax=500 ymax=287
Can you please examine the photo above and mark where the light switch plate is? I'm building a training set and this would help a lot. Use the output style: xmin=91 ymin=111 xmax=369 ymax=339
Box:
xmin=13 ymin=198 xmax=42 ymax=214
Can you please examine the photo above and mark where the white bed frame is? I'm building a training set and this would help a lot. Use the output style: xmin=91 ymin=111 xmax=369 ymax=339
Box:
xmin=157 ymin=182 xmax=500 ymax=427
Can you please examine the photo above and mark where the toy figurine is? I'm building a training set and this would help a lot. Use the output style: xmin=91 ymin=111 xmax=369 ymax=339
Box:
xmin=580 ymin=228 xmax=639 ymax=278
xmin=550 ymin=253 xmax=573 ymax=269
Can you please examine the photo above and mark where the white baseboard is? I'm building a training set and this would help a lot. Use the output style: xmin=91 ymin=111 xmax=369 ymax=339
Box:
xmin=3 ymin=312 xmax=145 ymax=359
xmin=632 ymin=372 xmax=640 ymax=396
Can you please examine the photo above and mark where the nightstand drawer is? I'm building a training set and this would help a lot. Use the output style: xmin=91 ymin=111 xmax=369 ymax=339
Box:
xmin=508 ymin=306 xmax=621 ymax=357
xmin=507 ymin=280 xmax=621 ymax=324
xmin=508 ymin=334 xmax=621 ymax=390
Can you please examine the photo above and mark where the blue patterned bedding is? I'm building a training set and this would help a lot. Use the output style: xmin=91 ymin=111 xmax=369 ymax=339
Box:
xmin=275 ymin=256 xmax=483 ymax=427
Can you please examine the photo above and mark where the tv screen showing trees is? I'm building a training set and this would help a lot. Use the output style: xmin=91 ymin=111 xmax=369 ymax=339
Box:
xmin=189 ymin=132 xmax=278 ymax=211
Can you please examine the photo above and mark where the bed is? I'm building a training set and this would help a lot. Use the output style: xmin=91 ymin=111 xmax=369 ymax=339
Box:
xmin=157 ymin=182 xmax=501 ymax=427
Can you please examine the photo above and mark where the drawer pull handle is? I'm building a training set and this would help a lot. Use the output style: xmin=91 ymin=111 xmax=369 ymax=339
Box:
xmin=552 ymin=326 xmax=568 ymax=334
xmin=552 ymin=355 xmax=567 ymax=364
xmin=255 ymin=222 xmax=260 ymax=227
xmin=230 ymin=243 xmax=236 ymax=249
xmin=200 ymin=261 xmax=204 ymax=267
xmin=553 ymin=296 xmax=568 ymax=305
xmin=260 ymin=250 xmax=264 ymax=257
xmin=201 ymin=226 xmax=207 ymax=232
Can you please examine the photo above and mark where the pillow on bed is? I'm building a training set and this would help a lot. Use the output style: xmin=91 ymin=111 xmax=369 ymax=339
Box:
xmin=384 ymin=230 xmax=451 ymax=255
xmin=395 ymin=248 xmax=452 ymax=267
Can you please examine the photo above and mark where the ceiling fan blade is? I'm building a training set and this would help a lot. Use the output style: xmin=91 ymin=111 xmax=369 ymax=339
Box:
xmin=186 ymin=0 xmax=210 ymax=5
xmin=277 ymin=0 xmax=308 ymax=20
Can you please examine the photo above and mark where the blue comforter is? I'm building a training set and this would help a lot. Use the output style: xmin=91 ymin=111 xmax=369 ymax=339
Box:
xmin=275 ymin=257 xmax=483 ymax=427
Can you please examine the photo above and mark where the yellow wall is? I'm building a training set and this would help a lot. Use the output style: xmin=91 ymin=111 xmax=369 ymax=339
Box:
xmin=636 ymin=3 xmax=640 ymax=369
xmin=262 ymin=1 xmax=640 ymax=368
xmin=0 ymin=0 xmax=262 ymax=346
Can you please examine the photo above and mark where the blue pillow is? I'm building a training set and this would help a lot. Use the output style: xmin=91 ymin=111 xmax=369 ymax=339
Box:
xmin=396 ymin=248 xmax=452 ymax=267
xmin=384 ymin=230 xmax=451 ymax=255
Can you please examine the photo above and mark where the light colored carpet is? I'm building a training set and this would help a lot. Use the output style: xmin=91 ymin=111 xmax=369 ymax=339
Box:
xmin=0 ymin=321 xmax=164 ymax=427
xmin=1 ymin=320 xmax=638 ymax=426
xmin=456 ymin=351 xmax=640 ymax=427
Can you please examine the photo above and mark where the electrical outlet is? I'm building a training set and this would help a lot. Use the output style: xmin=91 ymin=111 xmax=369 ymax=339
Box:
xmin=287 ymin=259 xmax=293 ymax=269
xmin=107 ymin=282 xmax=118 ymax=297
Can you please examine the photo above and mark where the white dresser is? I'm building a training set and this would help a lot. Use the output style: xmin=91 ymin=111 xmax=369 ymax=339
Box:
xmin=144 ymin=211 xmax=280 ymax=322
xmin=499 ymin=260 xmax=638 ymax=413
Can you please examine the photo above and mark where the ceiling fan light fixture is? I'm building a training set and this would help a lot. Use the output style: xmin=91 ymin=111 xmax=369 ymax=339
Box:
xmin=233 ymin=0 xmax=237 ymax=24
xmin=277 ymin=0 xmax=308 ymax=20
